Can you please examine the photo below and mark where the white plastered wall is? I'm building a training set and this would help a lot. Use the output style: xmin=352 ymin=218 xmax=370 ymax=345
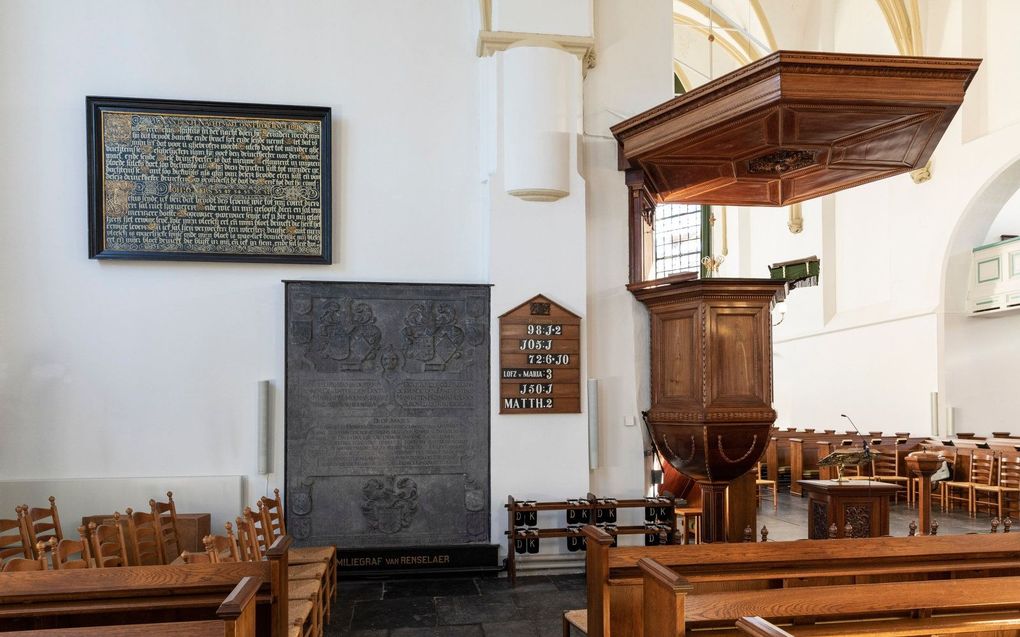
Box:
xmin=0 ymin=0 xmax=486 ymax=522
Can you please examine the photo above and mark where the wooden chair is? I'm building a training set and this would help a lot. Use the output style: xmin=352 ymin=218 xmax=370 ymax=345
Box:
xmin=150 ymin=490 xmax=183 ymax=563
xmin=22 ymin=496 xmax=63 ymax=556
xmin=52 ymin=526 xmax=93 ymax=569
xmin=755 ymin=462 xmax=778 ymax=512
xmin=125 ymin=506 xmax=165 ymax=565
xmin=2 ymin=540 xmax=52 ymax=572
xmin=89 ymin=513 xmax=129 ymax=568
xmin=974 ymin=454 xmax=1020 ymax=519
xmin=179 ymin=549 xmax=212 ymax=564
xmin=0 ymin=506 xmax=32 ymax=568
xmin=262 ymin=488 xmax=338 ymax=604
xmin=203 ymin=522 xmax=242 ymax=563
xmin=235 ymin=512 xmax=320 ymax=637
xmin=241 ymin=505 xmax=329 ymax=585
xmin=944 ymin=451 xmax=995 ymax=516
xmin=870 ymin=450 xmax=910 ymax=504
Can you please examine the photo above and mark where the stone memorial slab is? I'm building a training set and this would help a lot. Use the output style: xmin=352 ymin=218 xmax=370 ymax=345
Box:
xmin=285 ymin=281 xmax=491 ymax=559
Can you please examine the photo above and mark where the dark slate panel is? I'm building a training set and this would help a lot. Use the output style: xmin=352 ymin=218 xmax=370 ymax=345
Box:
xmin=285 ymin=282 xmax=491 ymax=549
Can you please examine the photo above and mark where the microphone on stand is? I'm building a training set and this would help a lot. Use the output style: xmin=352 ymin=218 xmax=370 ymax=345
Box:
xmin=841 ymin=413 xmax=872 ymax=459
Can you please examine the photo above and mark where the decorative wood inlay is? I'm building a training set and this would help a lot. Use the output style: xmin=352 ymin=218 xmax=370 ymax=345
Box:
xmin=717 ymin=434 xmax=758 ymax=464
xmin=844 ymin=504 xmax=872 ymax=538
xmin=812 ymin=501 xmax=828 ymax=540
xmin=747 ymin=149 xmax=816 ymax=175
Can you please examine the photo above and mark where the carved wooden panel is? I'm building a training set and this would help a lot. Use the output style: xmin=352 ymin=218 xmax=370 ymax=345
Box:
xmin=612 ymin=51 xmax=980 ymax=207
xmin=709 ymin=309 xmax=765 ymax=406
xmin=654 ymin=307 xmax=700 ymax=408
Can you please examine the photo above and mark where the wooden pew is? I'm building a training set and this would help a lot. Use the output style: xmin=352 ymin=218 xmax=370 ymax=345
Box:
xmin=0 ymin=575 xmax=263 ymax=637
xmin=581 ymin=525 xmax=1020 ymax=637
xmin=641 ymin=563 xmax=1020 ymax=636
xmin=0 ymin=535 xmax=291 ymax=636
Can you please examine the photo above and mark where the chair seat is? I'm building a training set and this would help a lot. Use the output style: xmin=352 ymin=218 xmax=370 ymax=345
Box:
xmin=288 ymin=600 xmax=314 ymax=635
xmin=290 ymin=561 xmax=327 ymax=580
xmin=290 ymin=545 xmax=335 ymax=564
xmin=944 ymin=480 xmax=974 ymax=488
xmin=289 ymin=578 xmax=321 ymax=601
xmin=974 ymin=484 xmax=1020 ymax=493
xmin=563 ymin=608 xmax=588 ymax=635
xmin=874 ymin=476 xmax=909 ymax=482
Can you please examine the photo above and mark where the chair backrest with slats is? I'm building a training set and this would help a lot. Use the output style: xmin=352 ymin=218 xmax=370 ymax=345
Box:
xmin=235 ymin=514 xmax=262 ymax=562
xmin=0 ymin=506 xmax=32 ymax=564
xmin=872 ymin=451 xmax=900 ymax=478
xmin=52 ymin=526 xmax=93 ymax=570
xmin=89 ymin=513 xmax=129 ymax=568
xmin=204 ymin=522 xmax=242 ymax=564
xmin=260 ymin=488 xmax=286 ymax=541
xmin=125 ymin=507 xmax=165 ymax=565
xmin=245 ymin=503 xmax=272 ymax=556
xmin=971 ymin=452 xmax=997 ymax=486
xmin=23 ymin=497 xmax=63 ymax=554
xmin=150 ymin=490 xmax=182 ymax=562
xmin=2 ymin=540 xmax=51 ymax=572
xmin=999 ymin=456 xmax=1020 ymax=490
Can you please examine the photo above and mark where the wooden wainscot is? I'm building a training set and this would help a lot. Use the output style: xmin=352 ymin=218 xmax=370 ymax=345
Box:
xmin=0 ymin=535 xmax=291 ymax=636
xmin=578 ymin=525 xmax=1020 ymax=637
xmin=498 ymin=294 xmax=581 ymax=414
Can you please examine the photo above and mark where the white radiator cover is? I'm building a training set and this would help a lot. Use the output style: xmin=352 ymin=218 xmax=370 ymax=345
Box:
xmin=0 ymin=475 xmax=245 ymax=540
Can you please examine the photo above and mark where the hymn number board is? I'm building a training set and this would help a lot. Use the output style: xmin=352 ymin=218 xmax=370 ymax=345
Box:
xmin=499 ymin=294 xmax=581 ymax=414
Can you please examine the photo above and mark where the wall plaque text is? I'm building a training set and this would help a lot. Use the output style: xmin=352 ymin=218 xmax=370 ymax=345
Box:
xmin=87 ymin=96 xmax=331 ymax=263
xmin=498 ymin=294 xmax=581 ymax=414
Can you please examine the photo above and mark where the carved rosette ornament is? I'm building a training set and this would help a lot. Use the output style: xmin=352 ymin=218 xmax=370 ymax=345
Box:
xmin=629 ymin=276 xmax=785 ymax=542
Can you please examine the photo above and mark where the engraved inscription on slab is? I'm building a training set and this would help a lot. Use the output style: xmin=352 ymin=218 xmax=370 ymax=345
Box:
xmin=285 ymin=282 xmax=490 ymax=548
xmin=87 ymin=97 xmax=331 ymax=263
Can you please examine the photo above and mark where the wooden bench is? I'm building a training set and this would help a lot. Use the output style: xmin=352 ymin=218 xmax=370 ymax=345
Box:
xmin=578 ymin=525 xmax=1020 ymax=637
xmin=0 ymin=535 xmax=291 ymax=636
xmin=640 ymin=559 xmax=1020 ymax=636
xmin=0 ymin=575 xmax=263 ymax=637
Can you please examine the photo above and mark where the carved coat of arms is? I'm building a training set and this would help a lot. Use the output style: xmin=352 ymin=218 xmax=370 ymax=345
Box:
xmin=361 ymin=475 xmax=418 ymax=534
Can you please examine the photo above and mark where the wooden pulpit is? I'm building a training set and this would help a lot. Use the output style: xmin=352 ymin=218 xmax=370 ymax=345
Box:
xmin=629 ymin=275 xmax=785 ymax=542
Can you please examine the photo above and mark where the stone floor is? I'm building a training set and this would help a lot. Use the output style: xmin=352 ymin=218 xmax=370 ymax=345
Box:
xmin=326 ymin=487 xmax=998 ymax=636
xmin=328 ymin=573 xmax=584 ymax=636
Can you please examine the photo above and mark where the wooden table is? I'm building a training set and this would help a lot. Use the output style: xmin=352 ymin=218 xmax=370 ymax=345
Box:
xmin=798 ymin=480 xmax=901 ymax=539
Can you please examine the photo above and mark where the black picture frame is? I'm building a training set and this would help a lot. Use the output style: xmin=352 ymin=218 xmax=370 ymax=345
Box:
xmin=86 ymin=96 xmax=332 ymax=264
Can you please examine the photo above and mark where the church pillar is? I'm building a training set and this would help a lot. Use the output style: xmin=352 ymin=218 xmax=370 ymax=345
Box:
xmin=478 ymin=1 xmax=596 ymax=561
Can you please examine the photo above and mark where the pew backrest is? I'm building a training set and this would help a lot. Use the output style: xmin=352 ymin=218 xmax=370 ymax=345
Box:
xmin=0 ymin=534 xmax=291 ymax=637
xmin=583 ymin=525 xmax=1020 ymax=637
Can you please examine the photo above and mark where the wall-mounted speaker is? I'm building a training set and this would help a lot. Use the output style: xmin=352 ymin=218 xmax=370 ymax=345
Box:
xmin=587 ymin=379 xmax=598 ymax=470
xmin=258 ymin=380 xmax=272 ymax=475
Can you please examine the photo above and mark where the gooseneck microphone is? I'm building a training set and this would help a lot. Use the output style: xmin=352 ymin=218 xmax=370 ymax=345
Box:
xmin=841 ymin=413 xmax=872 ymax=457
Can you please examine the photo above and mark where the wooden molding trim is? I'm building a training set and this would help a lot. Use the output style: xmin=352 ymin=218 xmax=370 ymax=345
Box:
xmin=477 ymin=30 xmax=596 ymax=72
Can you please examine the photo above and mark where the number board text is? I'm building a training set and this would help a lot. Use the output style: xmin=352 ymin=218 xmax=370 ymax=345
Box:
xmin=498 ymin=294 xmax=581 ymax=414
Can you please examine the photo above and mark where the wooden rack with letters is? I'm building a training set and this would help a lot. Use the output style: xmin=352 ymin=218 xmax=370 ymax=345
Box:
xmin=504 ymin=493 xmax=678 ymax=585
